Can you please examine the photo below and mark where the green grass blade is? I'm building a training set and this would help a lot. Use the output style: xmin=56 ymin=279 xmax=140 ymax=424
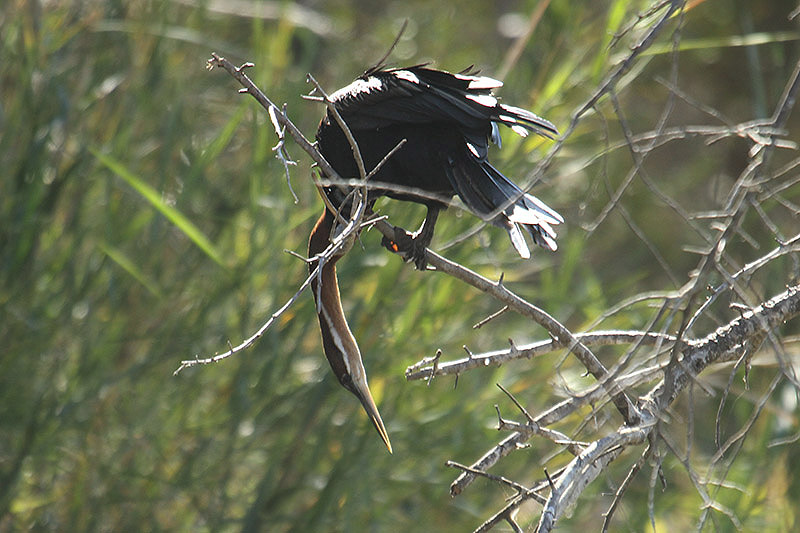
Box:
xmin=198 ymin=102 xmax=248 ymax=168
xmin=91 ymin=148 xmax=226 ymax=266
xmin=98 ymin=242 xmax=163 ymax=298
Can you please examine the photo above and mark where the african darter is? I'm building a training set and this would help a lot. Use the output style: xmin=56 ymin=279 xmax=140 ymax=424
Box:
xmin=308 ymin=65 xmax=562 ymax=452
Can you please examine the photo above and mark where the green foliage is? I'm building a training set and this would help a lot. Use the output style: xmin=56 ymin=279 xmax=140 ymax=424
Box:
xmin=2 ymin=1 xmax=798 ymax=532
xmin=93 ymin=148 xmax=226 ymax=266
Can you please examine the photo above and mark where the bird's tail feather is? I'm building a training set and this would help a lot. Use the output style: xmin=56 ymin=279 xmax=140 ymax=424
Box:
xmin=495 ymin=103 xmax=559 ymax=139
xmin=445 ymin=155 xmax=562 ymax=257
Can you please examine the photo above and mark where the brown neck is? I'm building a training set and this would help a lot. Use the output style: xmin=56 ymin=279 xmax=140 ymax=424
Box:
xmin=308 ymin=208 xmax=364 ymax=387
xmin=307 ymin=207 xmax=392 ymax=452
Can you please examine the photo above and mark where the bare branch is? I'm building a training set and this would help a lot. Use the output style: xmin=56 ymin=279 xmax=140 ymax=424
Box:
xmin=203 ymin=35 xmax=800 ymax=530
xmin=406 ymin=330 xmax=676 ymax=381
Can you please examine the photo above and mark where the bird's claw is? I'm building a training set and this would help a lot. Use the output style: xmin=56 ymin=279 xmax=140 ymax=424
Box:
xmin=381 ymin=228 xmax=429 ymax=270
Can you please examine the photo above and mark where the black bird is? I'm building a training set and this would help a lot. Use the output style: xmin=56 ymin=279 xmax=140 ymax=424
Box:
xmin=308 ymin=65 xmax=562 ymax=451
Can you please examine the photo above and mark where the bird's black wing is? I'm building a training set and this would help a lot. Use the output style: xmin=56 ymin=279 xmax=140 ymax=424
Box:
xmin=444 ymin=150 xmax=563 ymax=257
xmin=328 ymin=66 xmax=558 ymax=139
xmin=327 ymin=65 xmax=563 ymax=257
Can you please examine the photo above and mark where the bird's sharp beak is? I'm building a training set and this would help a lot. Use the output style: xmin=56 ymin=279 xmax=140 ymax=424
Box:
xmin=351 ymin=376 xmax=393 ymax=454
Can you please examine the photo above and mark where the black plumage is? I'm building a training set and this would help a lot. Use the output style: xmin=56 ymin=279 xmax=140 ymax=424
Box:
xmin=315 ymin=64 xmax=563 ymax=261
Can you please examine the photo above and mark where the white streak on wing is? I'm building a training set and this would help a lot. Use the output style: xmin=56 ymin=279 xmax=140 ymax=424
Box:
xmin=501 ymin=103 xmax=538 ymax=119
xmin=465 ymin=93 xmax=497 ymax=107
xmin=393 ymin=70 xmax=420 ymax=84
xmin=330 ymin=76 xmax=383 ymax=101
xmin=508 ymin=205 xmax=562 ymax=229
xmin=509 ymin=205 xmax=547 ymax=226
xmin=454 ymin=73 xmax=503 ymax=90
xmin=525 ymin=193 xmax=565 ymax=223
xmin=490 ymin=122 xmax=502 ymax=147
xmin=502 ymin=105 xmax=559 ymax=134
xmin=541 ymin=233 xmax=558 ymax=251
xmin=466 ymin=142 xmax=481 ymax=158
xmin=536 ymin=220 xmax=557 ymax=240
xmin=507 ymin=223 xmax=531 ymax=259
xmin=511 ymin=125 xmax=529 ymax=137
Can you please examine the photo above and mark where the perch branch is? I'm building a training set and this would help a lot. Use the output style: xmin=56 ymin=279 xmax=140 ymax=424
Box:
xmin=203 ymin=53 xmax=637 ymax=425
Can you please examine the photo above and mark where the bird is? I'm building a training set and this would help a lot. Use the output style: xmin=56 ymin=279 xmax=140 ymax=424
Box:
xmin=308 ymin=64 xmax=563 ymax=452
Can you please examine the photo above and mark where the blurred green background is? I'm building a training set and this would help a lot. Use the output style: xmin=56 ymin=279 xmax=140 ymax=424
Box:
xmin=2 ymin=0 xmax=799 ymax=531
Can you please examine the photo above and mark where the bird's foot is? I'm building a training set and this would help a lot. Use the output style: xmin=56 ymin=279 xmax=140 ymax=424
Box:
xmin=381 ymin=227 xmax=429 ymax=270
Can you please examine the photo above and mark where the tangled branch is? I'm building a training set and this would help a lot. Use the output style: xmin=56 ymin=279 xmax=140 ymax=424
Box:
xmin=184 ymin=1 xmax=800 ymax=524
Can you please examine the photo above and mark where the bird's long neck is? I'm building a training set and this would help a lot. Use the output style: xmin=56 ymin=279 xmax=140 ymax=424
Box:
xmin=308 ymin=208 xmax=363 ymax=384
xmin=308 ymin=207 xmax=392 ymax=452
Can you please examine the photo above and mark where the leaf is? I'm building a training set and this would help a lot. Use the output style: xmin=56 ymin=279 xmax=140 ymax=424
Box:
xmin=98 ymin=242 xmax=163 ymax=298
xmin=91 ymin=148 xmax=226 ymax=267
